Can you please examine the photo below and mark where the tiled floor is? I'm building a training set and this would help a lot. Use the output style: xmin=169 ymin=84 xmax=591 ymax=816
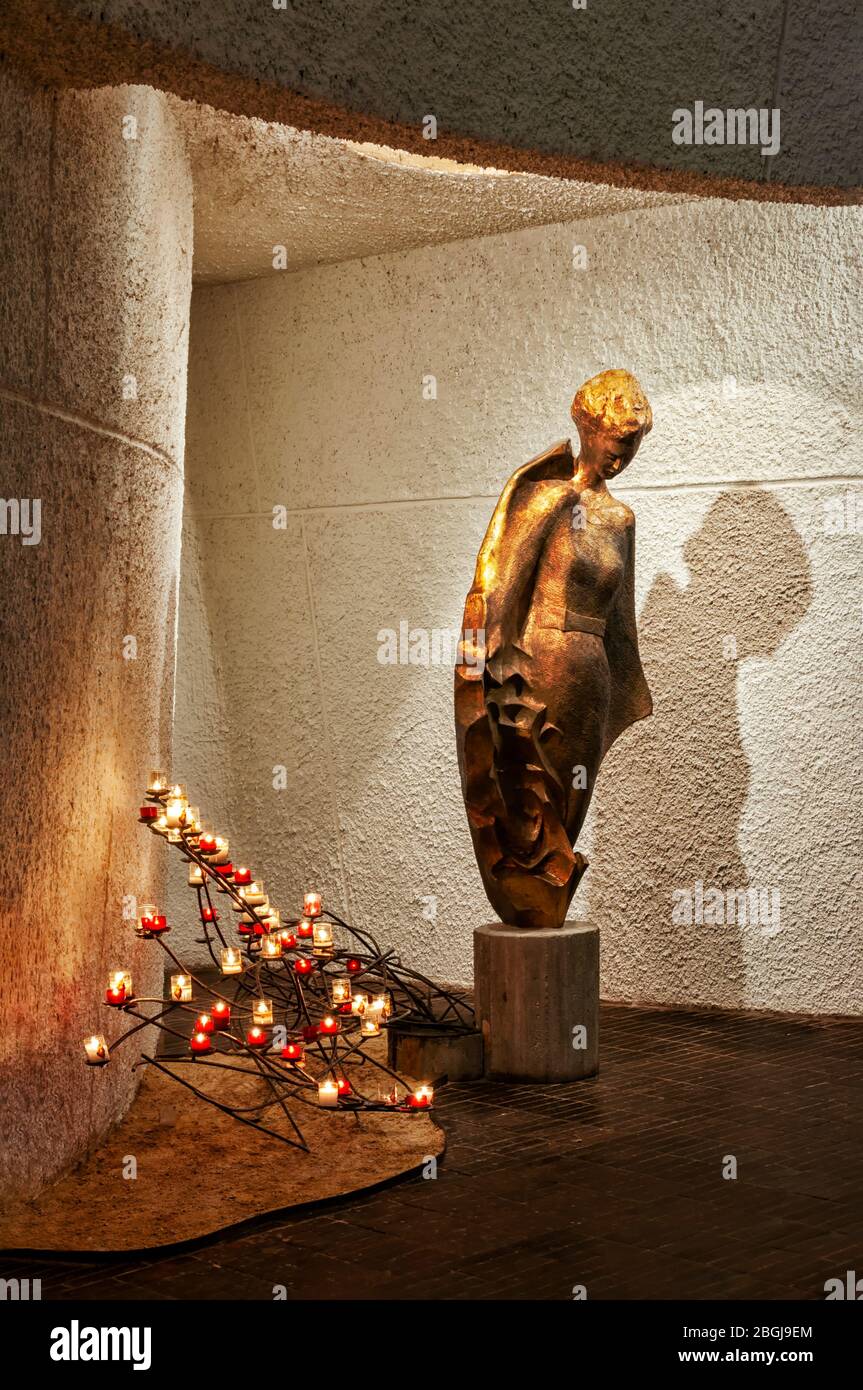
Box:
xmin=6 ymin=1002 xmax=862 ymax=1300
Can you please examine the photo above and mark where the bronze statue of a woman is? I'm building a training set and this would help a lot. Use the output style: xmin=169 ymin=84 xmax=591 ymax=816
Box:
xmin=455 ymin=370 xmax=653 ymax=930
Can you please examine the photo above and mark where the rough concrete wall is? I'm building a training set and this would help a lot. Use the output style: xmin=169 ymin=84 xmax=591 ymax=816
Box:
xmin=0 ymin=73 xmax=192 ymax=1198
xmin=175 ymin=198 xmax=861 ymax=1015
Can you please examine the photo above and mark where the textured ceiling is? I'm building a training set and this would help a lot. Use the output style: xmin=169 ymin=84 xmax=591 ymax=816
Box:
xmin=48 ymin=0 xmax=863 ymax=192
xmin=177 ymin=99 xmax=692 ymax=285
xmin=4 ymin=2 xmax=859 ymax=204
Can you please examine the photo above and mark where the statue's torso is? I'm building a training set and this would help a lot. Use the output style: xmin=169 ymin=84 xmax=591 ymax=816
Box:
xmin=529 ymin=481 xmax=634 ymax=626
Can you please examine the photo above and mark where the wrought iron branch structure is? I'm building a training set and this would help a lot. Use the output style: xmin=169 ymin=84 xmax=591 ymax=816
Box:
xmin=84 ymin=776 xmax=474 ymax=1151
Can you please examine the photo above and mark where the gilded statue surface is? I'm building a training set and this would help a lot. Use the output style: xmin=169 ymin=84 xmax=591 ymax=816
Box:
xmin=454 ymin=370 xmax=653 ymax=929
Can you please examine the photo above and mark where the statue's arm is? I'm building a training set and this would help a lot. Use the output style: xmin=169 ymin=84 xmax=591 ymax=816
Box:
xmin=604 ymin=519 xmax=653 ymax=748
xmin=458 ymin=442 xmax=572 ymax=676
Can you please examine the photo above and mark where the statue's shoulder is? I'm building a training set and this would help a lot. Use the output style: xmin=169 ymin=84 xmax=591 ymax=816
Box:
xmin=512 ymin=437 xmax=573 ymax=486
xmin=500 ymin=438 xmax=573 ymax=512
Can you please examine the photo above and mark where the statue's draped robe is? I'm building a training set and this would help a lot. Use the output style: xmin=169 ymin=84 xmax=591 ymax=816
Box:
xmin=454 ymin=439 xmax=652 ymax=928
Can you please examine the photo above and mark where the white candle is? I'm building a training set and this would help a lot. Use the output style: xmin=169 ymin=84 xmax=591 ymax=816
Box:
xmin=170 ymin=974 xmax=192 ymax=1002
xmin=239 ymin=881 xmax=266 ymax=906
xmin=84 ymin=1034 xmax=110 ymax=1065
xmin=260 ymin=935 xmax=282 ymax=960
xmin=330 ymin=976 xmax=351 ymax=1004
xmin=109 ymin=969 xmax=133 ymax=997
xmin=146 ymin=769 xmax=166 ymax=795
xmin=253 ymin=998 xmax=273 ymax=1026
xmin=188 ymin=863 xmax=204 ymax=886
xmin=312 ymin=921 xmax=333 ymax=951
xmin=221 ymin=946 xmax=243 ymax=975
xmin=317 ymin=1080 xmax=339 ymax=1107
xmin=351 ymin=993 xmax=368 ymax=1015
xmin=361 ymin=1015 xmax=381 ymax=1037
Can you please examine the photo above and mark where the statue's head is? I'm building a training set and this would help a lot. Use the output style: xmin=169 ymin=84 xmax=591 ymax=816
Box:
xmin=571 ymin=369 xmax=652 ymax=481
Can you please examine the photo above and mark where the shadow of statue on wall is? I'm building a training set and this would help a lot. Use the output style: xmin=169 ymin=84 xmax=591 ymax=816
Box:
xmin=590 ymin=487 xmax=812 ymax=1008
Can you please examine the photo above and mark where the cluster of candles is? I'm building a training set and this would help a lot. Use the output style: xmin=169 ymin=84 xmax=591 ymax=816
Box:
xmin=84 ymin=775 xmax=435 ymax=1113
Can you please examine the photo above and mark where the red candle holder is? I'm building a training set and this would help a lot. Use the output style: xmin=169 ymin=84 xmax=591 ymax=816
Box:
xmin=319 ymin=1016 xmax=339 ymax=1036
xmin=105 ymin=985 xmax=126 ymax=1006
xmin=148 ymin=914 xmax=169 ymax=934
xmin=246 ymin=1026 xmax=269 ymax=1048
xmin=302 ymin=1023 xmax=319 ymax=1041
xmin=293 ymin=957 xmax=314 ymax=976
xmin=201 ymin=906 xmax=218 ymax=923
xmin=190 ymin=1031 xmax=212 ymax=1055
xmin=281 ymin=1041 xmax=304 ymax=1063
xmin=337 ymin=1076 xmax=352 ymax=1097
xmin=194 ymin=1013 xmax=214 ymax=1034
xmin=211 ymin=1001 xmax=231 ymax=1029
xmin=233 ymin=867 xmax=252 ymax=885
xmin=346 ymin=958 xmax=363 ymax=974
xmin=408 ymin=1088 xmax=433 ymax=1110
xmin=198 ymin=834 xmax=217 ymax=854
xmin=214 ymin=862 xmax=234 ymax=877
xmin=297 ymin=919 xmax=314 ymax=940
xmin=139 ymin=805 xmax=159 ymax=821
xmin=303 ymin=891 xmax=322 ymax=919
xmin=279 ymin=932 xmax=297 ymax=950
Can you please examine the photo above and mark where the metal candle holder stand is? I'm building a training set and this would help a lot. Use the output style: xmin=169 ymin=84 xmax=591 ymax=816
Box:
xmin=86 ymin=783 xmax=475 ymax=1151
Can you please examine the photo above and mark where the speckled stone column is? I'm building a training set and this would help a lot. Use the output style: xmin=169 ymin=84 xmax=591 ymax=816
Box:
xmin=0 ymin=72 xmax=192 ymax=1199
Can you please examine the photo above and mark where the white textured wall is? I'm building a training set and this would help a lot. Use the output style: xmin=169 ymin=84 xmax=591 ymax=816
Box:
xmin=174 ymin=198 xmax=862 ymax=1015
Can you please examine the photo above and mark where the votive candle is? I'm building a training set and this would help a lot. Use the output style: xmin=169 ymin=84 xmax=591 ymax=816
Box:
xmin=84 ymin=1034 xmax=110 ymax=1065
xmin=317 ymin=1080 xmax=338 ymax=1107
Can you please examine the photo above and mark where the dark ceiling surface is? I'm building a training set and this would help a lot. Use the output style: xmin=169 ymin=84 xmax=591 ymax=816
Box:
xmin=6 ymin=0 xmax=862 ymax=197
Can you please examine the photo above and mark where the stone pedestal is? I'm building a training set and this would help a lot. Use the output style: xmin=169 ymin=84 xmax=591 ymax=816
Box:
xmin=387 ymin=1021 xmax=484 ymax=1083
xmin=474 ymin=923 xmax=599 ymax=1082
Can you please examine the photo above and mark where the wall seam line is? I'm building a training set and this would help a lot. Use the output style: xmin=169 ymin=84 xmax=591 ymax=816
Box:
xmin=298 ymin=514 xmax=353 ymax=921
xmin=180 ymin=472 xmax=863 ymax=523
xmin=0 ymin=384 xmax=181 ymax=475
xmin=764 ymin=0 xmax=793 ymax=186
xmin=231 ymin=283 xmax=263 ymax=515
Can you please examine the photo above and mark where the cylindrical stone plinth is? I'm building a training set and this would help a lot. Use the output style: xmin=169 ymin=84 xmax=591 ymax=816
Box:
xmin=0 ymin=74 xmax=192 ymax=1199
xmin=474 ymin=923 xmax=599 ymax=1082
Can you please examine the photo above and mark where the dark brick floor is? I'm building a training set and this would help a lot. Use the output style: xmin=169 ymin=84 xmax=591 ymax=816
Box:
xmin=5 ymin=1002 xmax=862 ymax=1300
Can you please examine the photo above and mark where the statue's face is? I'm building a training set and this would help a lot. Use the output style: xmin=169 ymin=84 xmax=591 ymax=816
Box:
xmin=579 ymin=421 xmax=643 ymax=481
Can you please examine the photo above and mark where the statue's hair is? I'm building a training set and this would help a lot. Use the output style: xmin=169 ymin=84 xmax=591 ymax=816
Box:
xmin=571 ymin=369 xmax=653 ymax=437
